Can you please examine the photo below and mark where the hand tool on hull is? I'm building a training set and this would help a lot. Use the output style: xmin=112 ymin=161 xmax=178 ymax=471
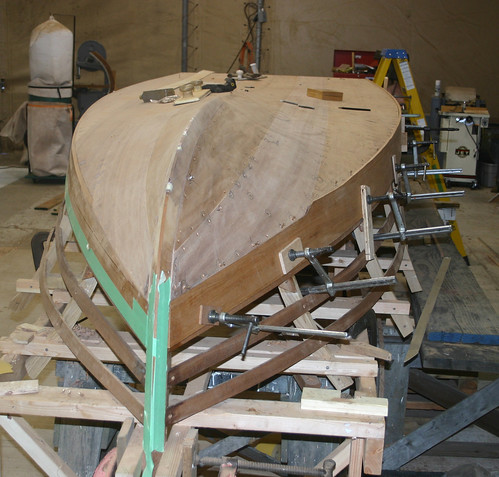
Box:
xmin=202 ymin=77 xmax=237 ymax=93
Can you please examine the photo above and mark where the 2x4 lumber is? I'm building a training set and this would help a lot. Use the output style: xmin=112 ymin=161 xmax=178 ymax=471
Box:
xmin=16 ymin=277 xmax=110 ymax=306
xmin=408 ymin=368 xmax=499 ymax=437
xmin=314 ymin=439 xmax=352 ymax=477
xmin=382 ymin=377 xmax=499 ymax=470
xmin=349 ymin=438 xmax=365 ymax=477
xmin=117 ymin=418 xmax=135 ymax=465
xmin=180 ymin=398 xmax=385 ymax=439
xmin=354 ymin=329 xmax=383 ymax=476
xmin=404 ymin=257 xmax=450 ymax=363
xmin=301 ymin=388 xmax=388 ymax=417
xmin=354 ymin=227 xmax=413 ymax=338
xmin=0 ymin=415 xmax=78 ymax=477
xmin=306 ymin=88 xmax=343 ymax=101
xmin=155 ymin=373 xmax=209 ymax=476
xmin=0 ymin=386 xmax=385 ymax=439
xmin=116 ymin=424 xmax=145 ymax=477
xmin=0 ymin=379 xmax=38 ymax=396
xmin=248 ymin=294 xmax=410 ymax=320
xmin=278 ymin=243 xmax=353 ymax=390
xmin=182 ymin=428 xmax=199 ymax=477
xmin=0 ymin=331 xmax=378 ymax=377
xmin=25 ymin=276 xmax=98 ymax=379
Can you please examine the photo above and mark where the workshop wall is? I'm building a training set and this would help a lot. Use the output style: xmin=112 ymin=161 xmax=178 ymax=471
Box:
xmin=1 ymin=0 xmax=497 ymax=130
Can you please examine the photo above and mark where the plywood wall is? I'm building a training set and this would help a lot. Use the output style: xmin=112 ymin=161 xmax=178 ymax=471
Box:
xmin=1 ymin=0 xmax=498 ymax=128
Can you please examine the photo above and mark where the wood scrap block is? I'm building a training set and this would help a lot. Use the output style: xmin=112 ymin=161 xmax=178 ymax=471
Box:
xmin=307 ymin=88 xmax=343 ymax=101
xmin=301 ymin=387 xmax=388 ymax=416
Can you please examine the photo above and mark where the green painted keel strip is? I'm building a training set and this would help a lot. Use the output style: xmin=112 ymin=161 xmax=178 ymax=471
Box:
xmin=65 ymin=190 xmax=148 ymax=345
xmin=144 ymin=272 xmax=170 ymax=474
xmin=65 ymin=188 xmax=170 ymax=473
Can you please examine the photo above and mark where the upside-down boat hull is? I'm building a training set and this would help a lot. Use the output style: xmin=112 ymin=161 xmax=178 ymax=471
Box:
xmin=67 ymin=72 xmax=401 ymax=349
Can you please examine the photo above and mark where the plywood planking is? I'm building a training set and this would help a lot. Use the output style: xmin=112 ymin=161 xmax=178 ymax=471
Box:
xmin=68 ymin=73 xmax=401 ymax=349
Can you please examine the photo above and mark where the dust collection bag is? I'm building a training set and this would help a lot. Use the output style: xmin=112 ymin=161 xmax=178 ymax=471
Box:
xmin=27 ymin=102 xmax=72 ymax=177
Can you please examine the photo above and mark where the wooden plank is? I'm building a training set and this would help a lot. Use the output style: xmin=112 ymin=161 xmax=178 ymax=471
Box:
xmin=348 ymin=438 xmax=365 ymax=477
xmin=408 ymin=368 xmax=499 ymax=437
xmin=116 ymin=424 xmax=145 ymax=477
xmin=301 ymin=388 xmax=388 ymax=416
xmin=423 ymin=441 xmax=499 ymax=459
xmin=155 ymin=373 xmax=209 ymax=477
xmin=314 ymin=439 xmax=351 ymax=477
xmin=0 ymin=385 xmax=385 ymax=439
xmin=420 ymin=340 xmax=499 ymax=373
xmin=278 ymin=244 xmax=353 ymax=390
xmin=182 ymin=428 xmax=199 ymax=477
xmin=0 ymin=333 xmax=378 ymax=377
xmin=117 ymin=417 xmax=135 ymax=465
xmin=0 ymin=415 xmax=78 ymax=477
xmin=404 ymin=257 xmax=451 ymax=363
xmin=382 ymin=377 xmax=499 ymax=470
xmin=25 ymin=276 xmax=98 ymax=378
xmin=402 ymin=247 xmax=422 ymax=293
xmin=34 ymin=192 xmax=65 ymax=210
xmin=0 ymin=379 xmax=38 ymax=396
xmin=354 ymin=329 xmax=384 ymax=475
xmin=180 ymin=400 xmax=385 ymax=439
xmin=248 ymin=294 xmax=410 ymax=320
xmin=353 ymin=228 xmax=414 ymax=338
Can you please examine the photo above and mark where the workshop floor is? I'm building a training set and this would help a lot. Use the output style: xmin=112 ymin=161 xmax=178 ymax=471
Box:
xmin=0 ymin=156 xmax=497 ymax=476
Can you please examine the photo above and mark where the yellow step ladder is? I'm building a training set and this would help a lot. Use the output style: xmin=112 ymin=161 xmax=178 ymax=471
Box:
xmin=373 ymin=49 xmax=467 ymax=261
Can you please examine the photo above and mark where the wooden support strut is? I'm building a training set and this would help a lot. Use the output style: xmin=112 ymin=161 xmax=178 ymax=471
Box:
xmin=39 ymin=228 xmax=145 ymax=424
xmin=165 ymin=241 xmax=405 ymax=425
xmin=55 ymin=209 xmax=146 ymax=385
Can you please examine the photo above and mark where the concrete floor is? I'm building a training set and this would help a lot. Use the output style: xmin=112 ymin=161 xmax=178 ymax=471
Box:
xmin=0 ymin=159 xmax=497 ymax=475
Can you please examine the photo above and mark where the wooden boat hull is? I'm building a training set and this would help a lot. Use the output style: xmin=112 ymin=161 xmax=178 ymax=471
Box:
xmin=67 ymin=72 xmax=401 ymax=349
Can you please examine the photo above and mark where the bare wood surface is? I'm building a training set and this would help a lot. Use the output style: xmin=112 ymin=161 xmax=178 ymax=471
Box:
xmin=68 ymin=72 xmax=401 ymax=349
xmin=25 ymin=276 xmax=97 ymax=379
xmin=0 ymin=379 xmax=38 ymax=396
xmin=117 ymin=417 xmax=135 ymax=465
xmin=55 ymin=211 xmax=146 ymax=384
xmin=39 ymin=227 xmax=145 ymax=423
xmin=0 ymin=415 xmax=78 ymax=477
xmin=0 ymin=331 xmax=378 ymax=377
xmin=0 ymin=385 xmax=384 ymax=439
xmin=404 ymin=257 xmax=450 ymax=363
xmin=34 ymin=192 xmax=64 ymax=210
xmin=354 ymin=227 xmax=413 ymax=338
xmin=314 ymin=439 xmax=352 ymax=476
xmin=301 ymin=388 xmax=388 ymax=416
xmin=248 ymin=294 xmax=410 ymax=319
xmin=116 ymin=424 xmax=145 ymax=477
xmin=348 ymin=438 xmax=365 ymax=477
